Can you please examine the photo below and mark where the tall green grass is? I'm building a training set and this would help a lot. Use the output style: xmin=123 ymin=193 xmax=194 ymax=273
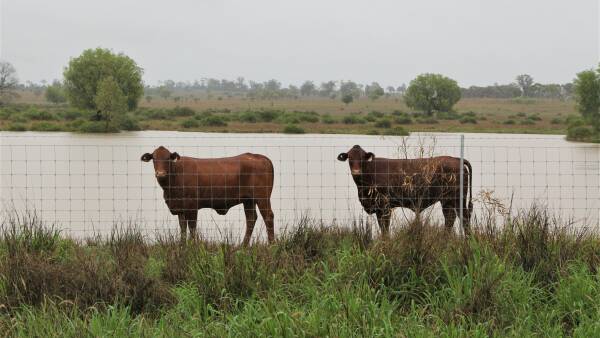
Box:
xmin=1 ymin=208 xmax=600 ymax=336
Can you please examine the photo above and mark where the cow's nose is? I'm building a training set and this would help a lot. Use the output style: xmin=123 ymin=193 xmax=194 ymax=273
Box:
xmin=155 ymin=171 xmax=167 ymax=178
xmin=351 ymin=169 xmax=361 ymax=176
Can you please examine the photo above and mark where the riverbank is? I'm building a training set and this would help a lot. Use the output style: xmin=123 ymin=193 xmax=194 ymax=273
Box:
xmin=2 ymin=207 xmax=600 ymax=336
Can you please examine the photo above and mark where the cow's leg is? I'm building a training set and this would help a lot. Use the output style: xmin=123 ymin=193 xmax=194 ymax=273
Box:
xmin=257 ymin=198 xmax=275 ymax=244
xmin=185 ymin=210 xmax=198 ymax=241
xmin=441 ymin=201 xmax=458 ymax=233
xmin=177 ymin=213 xmax=188 ymax=242
xmin=376 ymin=209 xmax=391 ymax=237
xmin=242 ymin=200 xmax=257 ymax=247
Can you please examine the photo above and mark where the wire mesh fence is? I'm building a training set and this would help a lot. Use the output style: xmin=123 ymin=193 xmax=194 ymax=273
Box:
xmin=1 ymin=132 xmax=599 ymax=242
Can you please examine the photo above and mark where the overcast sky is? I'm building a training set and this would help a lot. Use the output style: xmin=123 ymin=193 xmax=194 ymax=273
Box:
xmin=1 ymin=0 xmax=598 ymax=87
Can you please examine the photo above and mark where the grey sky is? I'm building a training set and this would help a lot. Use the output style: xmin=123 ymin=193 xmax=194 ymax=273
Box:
xmin=2 ymin=0 xmax=598 ymax=87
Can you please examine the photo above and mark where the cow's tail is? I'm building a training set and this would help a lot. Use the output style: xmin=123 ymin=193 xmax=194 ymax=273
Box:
xmin=463 ymin=159 xmax=473 ymax=214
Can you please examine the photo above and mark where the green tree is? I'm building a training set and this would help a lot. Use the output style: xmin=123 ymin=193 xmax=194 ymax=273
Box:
xmin=300 ymin=81 xmax=316 ymax=96
xmin=341 ymin=93 xmax=353 ymax=105
xmin=63 ymin=48 xmax=143 ymax=110
xmin=45 ymin=83 xmax=67 ymax=104
xmin=366 ymin=82 xmax=384 ymax=101
xmin=573 ymin=68 xmax=600 ymax=132
xmin=94 ymin=76 xmax=128 ymax=130
xmin=0 ymin=61 xmax=18 ymax=104
xmin=404 ymin=73 xmax=461 ymax=115
xmin=516 ymin=74 xmax=534 ymax=97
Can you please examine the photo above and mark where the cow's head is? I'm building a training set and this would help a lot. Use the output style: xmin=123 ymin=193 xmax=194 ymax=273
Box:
xmin=337 ymin=145 xmax=374 ymax=176
xmin=141 ymin=146 xmax=180 ymax=182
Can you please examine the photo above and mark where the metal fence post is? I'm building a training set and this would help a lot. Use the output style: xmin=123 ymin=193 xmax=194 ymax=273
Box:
xmin=459 ymin=134 xmax=465 ymax=236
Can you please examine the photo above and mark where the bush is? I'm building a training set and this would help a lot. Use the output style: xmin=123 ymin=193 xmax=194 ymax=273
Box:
xmin=24 ymin=109 xmax=57 ymax=121
xmin=30 ymin=122 xmax=64 ymax=132
xmin=503 ymin=119 xmax=516 ymax=125
xmin=460 ymin=116 xmax=478 ymax=124
xmin=59 ymin=110 xmax=86 ymax=121
xmin=374 ymin=119 xmax=392 ymax=128
xmin=551 ymin=117 xmax=564 ymax=125
xmin=7 ymin=122 xmax=26 ymax=131
xmin=118 ymin=114 xmax=141 ymax=131
xmin=283 ymin=124 xmax=305 ymax=134
xmin=78 ymin=121 xmax=119 ymax=133
xmin=520 ymin=119 xmax=536 ymax=125
xmin=342 ymin=115 xmax=366 ymax=124
xmin=257 ymin=110 xmax=283 ymax=122
xmin=239 ymin=111 xmax=258 ymax=123
xmin=567 ymin=125 xmax=594 ymax=141
xmin=180 ymin=118 xmax=199 ymax=129
xmin=528 ymin=114 xmax=542 ymax=121
xmin=278 ymin=111 xmax=319 ymax=124
xmin=200 ymin=115 xmax=228 ymax=127
xmin=321 ymin=114 xmax=336 ymax=124
xmin=416 ymin=117 xmax=439 ymax=124
xmin=436 ymin=111 xmax=462 ymax=120
xmin=517 ymin=112 xmax=527 ymax=118
xmin=170 ymin=106 xmax=195 ymax=117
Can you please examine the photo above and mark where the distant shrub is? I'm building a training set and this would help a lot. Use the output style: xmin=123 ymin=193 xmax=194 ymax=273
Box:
xmin=239 ymin=111 xmax=258 ymax=123
xmin=528 ymin=114 xmax=542 ymax=121
xmin=517 ymin=112 xmax=527 ymax=117
xmin=321 ymin=114 xmax=336 ymax=124
xmin=283 ymin=124 xmax=305 ymax=134
xmin=10 ymin=114 xmax=27 ymax=123
xmin=7 ymin=122 xmax=26 ymax=131
xmin=366 ymin=111 xmax=384 ymax=122
xmin=459 ymin=116 xmax=478 ymax=124
xmin=342 ymin=115 xmax=366 ymax=124
xmin=118 ymin=114 xmax=141 ymax=131
xmin=278 ymin=111 xmax=319 ymax=124
xmin=59 ymin=110 xmax=86 ymax=121
xmin=383 ymin=126 xmax=409 ymax=136
xmin=24 ymin=109 xmax=57 ymax=121
xmin=436 ymin=111 xmax=461 ymax=120
xmin=503 ymin=119 xmax=516 ymax=125
xmin=567 ymin=125 xmax=594 ymax=141
xmin=374 ymin=119 xmax=392 ymax=128
xmin=170 ymin=106 xmax=195 ymax=117
xmin=366 ymin=129 xmax=379 ymax=135
xmin=0 ymin=109 xmax=13 ymax=120
xmin=416 ymin=117 xmax=439 ymax=124
xmin=140 ymin=109 xmax=169 ymax=120
xmin=393 ymin=116 xmax=413 ymax=124
xmin=77 ymin=121 xmax=119 ymax=133
xmin=180 ymin=118 xmax=199 ymax=128
xmin=392 ymin=110 xmax=405 ymax=116
xmin=520 ymin=119 xmax=536 ymax=125
xmin=551 ymin=117 xmax=564 ymax=125
xmin=257 ymin=110 xmax=283 ymax=122
xmin=30 ymin=122 xmax=64 ymax=132
xmin=512 ymin=98 xmax=536 ymax=104
xmin=200 ymin=115 xmax=228 ymax=127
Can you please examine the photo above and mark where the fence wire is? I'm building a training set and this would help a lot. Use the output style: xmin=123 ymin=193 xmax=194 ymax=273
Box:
xmin=1 ymin=132 xmax=599 ymax=242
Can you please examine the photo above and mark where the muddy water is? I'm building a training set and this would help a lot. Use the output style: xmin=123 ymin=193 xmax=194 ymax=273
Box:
xmin=1 ymin=131 xmax=599 ymax=241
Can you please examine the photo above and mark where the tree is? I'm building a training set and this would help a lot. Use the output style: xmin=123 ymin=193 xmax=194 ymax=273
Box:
xmin=0 ymin=61 xmax=18 ymax=104
xmin=158 ymin=86 xmax=172 ymax=100
xmin=339 ymin=81 xmax=361 ymax=100
xmin=94 ymin=76 xmax=128 ymax=130
xmin=573 ymin=68 xmax=600 ymax=131
xmin=45 ymin=82 xmax=67 ymax=104
xmin=63 ymin=48 xmax=143 ymax=110
xmin=366 ymin=82 xmax=384 ymax=101
xmin=516 ymin=74 xmax=534 ymax=97
xmin=341 ymin=93 xmax=354 ymax=105
xmin=404 ymin=73 xmax=461 ymax=115
xmin=319 ymin=81 xmax=336 ymax=97
xmin=300 ymin=81 xmax=316 ymax=96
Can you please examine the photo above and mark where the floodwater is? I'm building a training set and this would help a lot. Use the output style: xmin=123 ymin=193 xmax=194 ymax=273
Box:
xmin=1 ymin=131 xmax=599 ymax=241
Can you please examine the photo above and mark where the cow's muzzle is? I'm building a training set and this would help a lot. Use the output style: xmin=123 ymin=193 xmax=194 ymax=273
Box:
xmin=351 ymin=169 xmax=361 ymax=176
xmin=155 ymin=171 xmax=167 ymax=178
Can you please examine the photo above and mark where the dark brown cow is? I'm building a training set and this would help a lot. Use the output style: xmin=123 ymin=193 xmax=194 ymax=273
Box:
xmin=141 ymin=146 xmax=275 ymax=245
xmin=337 ymin=145 xmax=472 ymax=235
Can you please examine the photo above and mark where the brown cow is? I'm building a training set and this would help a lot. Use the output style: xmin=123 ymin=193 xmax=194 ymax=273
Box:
xmin=337 ymin=145 xmax=472 ymax=235
xmin=141 ymin=146 xmax=275 ymax=245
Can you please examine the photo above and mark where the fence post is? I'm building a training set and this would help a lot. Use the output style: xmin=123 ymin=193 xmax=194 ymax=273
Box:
xmin=459 ymin=134 xmax=465 ymax=236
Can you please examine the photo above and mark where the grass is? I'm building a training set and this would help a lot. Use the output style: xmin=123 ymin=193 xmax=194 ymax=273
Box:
xmin=1 ymin=91 xmax=583 ymax=136
xmin=2 ymin=207 xmax=600 ymax=335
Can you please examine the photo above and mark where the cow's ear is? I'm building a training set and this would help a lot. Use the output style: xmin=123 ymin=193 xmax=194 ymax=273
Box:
xmin=337 ymin=152 xmax=348 ymax=162
xmin=366 ymin=152 xmax=375 ymax=162
xmin=141 ymin=153 xmax=153 ymax=162
xmin=170 ymin=152 xmax=180 ymax=162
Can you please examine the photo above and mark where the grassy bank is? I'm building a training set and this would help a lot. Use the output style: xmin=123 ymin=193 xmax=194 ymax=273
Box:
xmin=1 ymin=96 xmax=578 ymax=135
xmin=2 ymin=208 xmax=600 ymax=336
